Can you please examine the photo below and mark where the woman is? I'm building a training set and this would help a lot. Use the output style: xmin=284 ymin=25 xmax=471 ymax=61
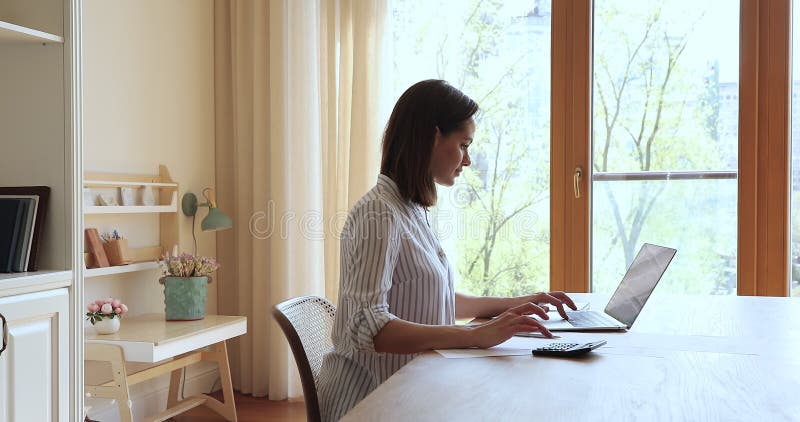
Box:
xmin=317 ymin=80 xmax=576 ymax=421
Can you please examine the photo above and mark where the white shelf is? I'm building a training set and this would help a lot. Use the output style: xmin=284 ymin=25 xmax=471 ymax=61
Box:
xmin=0 ymin=270 xmax=72 ymax=298
xmin=0 ymin=270 xmax=72 ymax=283
xmin=83 ymin=181 xmax=178 ymax=189
xmin=84 ymin=205 xmax=177 ymax=214
xmin=84 ymin=261 xmax=161 ymax=279
xmin=0 ymin=20 xmax=63 ymax=44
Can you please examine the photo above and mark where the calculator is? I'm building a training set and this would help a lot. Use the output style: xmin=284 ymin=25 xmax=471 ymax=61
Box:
xmin=531 ymin=340 xmax=607 ymax=357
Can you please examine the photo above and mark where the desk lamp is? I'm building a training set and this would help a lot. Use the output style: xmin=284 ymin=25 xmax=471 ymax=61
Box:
xmin=182 ymin=187 xmax=233 ymax=253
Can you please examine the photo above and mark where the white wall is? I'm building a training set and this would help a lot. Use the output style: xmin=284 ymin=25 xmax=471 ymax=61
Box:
xmin=83 ymin=0 xmax=217 ymax=316
xmin=82 ymin=1 xmax=218 ymax=420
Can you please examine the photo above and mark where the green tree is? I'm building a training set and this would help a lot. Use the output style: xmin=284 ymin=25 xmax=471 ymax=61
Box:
xmin=592 ymin=1 xmax=740 ymax=295
xmin=593 ymin=2 xmax=726 ymax=292
xmin=452 ymin=2 xmax=551 ymax=297
xmin=392 ymin=0 xmax=553 ymax=297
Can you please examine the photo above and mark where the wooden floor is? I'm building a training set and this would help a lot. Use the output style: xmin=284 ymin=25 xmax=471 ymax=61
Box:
xmin=173 ymin=391 xmax=307 ymax=422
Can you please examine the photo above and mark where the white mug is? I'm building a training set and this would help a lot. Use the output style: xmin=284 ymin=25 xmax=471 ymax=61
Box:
xmin=120 ymin=187 xmax=137 ymax=206
xmin=141 ymin=186 xmax=156 ymax=206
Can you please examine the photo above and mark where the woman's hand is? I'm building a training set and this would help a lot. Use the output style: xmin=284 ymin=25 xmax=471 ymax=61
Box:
xmin=521 ymin=291 xmax=577 ymax=320
xmin=468 ymin=302 xmax=553 ymax=348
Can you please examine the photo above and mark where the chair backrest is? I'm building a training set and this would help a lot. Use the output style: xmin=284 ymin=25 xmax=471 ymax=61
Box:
xmin=272 ymin=295 xmax=336 ymax=422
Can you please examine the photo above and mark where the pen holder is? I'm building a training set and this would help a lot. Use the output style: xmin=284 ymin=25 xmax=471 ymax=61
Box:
xmin=103 ymin=239 xmax=133 ymax=266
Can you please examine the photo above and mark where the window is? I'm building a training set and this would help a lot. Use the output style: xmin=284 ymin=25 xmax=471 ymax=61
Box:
xmin=591 ymin=0 xmax=740 ymax=294
xmin=387 ymin=0 xmax=791 ymax=297
xmin=390 ymin=0 xmax=551 ymax=296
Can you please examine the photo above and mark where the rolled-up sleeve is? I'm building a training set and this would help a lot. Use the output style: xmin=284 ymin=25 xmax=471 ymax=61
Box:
xmin=340 ymin=199 xmax=400 ymax=352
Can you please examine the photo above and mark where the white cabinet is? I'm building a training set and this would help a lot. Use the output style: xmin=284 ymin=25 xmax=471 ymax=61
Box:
xmin=0 ymin=288 xmax=69 ymax=422
xmin=0 ymin=0 xmax=82 ymax=421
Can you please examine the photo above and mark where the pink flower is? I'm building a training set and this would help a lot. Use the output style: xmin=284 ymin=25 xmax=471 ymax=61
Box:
xmin=120 ymin=304 xmax=128 ymax=314
xmin=101 ymin=303 xmax=113 ymax=314
xmin=104 ymin=297 xmax=114 ymax=304
xmin=114 ymin=307 xmax=122 ymax=314
xmin=94 ymin=300 xmax=105 ymax=306
xmin=111 ymin=299 xmax=121 ymax=308
xmin=87 ymin=303 xmax=100 ymax=313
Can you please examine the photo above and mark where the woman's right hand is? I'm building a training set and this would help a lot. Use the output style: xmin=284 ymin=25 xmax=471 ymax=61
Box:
xmin=468 ymin=302 xmax=553 ymax=349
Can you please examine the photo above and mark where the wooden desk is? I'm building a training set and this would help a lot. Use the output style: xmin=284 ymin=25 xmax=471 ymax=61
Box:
xmin=341 ymin=294 xmax=800 ymax=421
xmin=85 ymin=314 xmax=246 ymax=422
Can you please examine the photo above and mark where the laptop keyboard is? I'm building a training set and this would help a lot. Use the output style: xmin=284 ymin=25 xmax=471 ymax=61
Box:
xmin=565 ymin=311 xmax=616 ymax=327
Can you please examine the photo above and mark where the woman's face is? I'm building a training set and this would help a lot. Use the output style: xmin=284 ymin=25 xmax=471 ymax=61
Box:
xmin=430 ymin=118 xmax=474 ymax=186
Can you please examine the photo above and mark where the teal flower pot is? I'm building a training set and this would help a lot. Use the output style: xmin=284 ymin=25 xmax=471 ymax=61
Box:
xmin=159 ymin=276 xmax=211 ymax=320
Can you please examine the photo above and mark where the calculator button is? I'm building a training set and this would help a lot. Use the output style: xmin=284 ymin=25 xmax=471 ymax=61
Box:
xmin=540 ymin=342 xmax=578 ymax=351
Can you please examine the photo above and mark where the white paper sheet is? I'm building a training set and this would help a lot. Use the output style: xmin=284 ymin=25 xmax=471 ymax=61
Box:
xmin=434 ymin=336 xmax=560 ymax=359
xmin=434 ymin=347 xmax=531 ymax=359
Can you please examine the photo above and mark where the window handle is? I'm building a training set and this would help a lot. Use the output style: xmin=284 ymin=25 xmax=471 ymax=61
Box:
xmin=0 ymin=313 xmax=7 ymax=357
xmin=574 ymin=167 xmax=583 ymax=199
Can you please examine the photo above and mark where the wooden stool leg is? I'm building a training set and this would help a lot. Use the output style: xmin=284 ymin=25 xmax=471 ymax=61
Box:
xmin=198 ymin=341 xmax=237 ymax=421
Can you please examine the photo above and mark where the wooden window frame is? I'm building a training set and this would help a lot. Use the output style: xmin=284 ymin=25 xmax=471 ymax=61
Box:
xmin=550 ymin=0 xmax=591 ymax=293
xmin=550 ymin=0 xmax=792 ymax=296
xmin=738 ymin=0 xmax=791 ymax=296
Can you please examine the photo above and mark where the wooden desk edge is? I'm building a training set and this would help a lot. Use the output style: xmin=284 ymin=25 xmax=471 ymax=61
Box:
xmin=86 ymin=316 xmax=247 ymax=363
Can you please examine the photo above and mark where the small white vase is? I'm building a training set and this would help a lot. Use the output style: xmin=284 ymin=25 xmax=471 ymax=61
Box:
xmin=93 ymin=317 xmax=120 ymax=335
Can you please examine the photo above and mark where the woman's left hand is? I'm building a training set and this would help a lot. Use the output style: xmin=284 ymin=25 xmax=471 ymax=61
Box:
xmin=468 ymin=302 xmax=554 ymax=348
xmin=519 ymin=291 xmax=577 ymax=320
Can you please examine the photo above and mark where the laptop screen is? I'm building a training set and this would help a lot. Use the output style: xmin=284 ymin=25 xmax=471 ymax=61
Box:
xmin=604 ymin=243 xmax=677 ymax=328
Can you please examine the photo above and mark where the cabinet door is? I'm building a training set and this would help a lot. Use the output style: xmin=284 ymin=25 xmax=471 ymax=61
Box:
xmin=0 ymin=289 xmax=69 ymax=422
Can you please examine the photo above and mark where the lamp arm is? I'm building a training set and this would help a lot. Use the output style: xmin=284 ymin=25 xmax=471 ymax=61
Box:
xmin=202 ymin=187 xmax=217 ymax=208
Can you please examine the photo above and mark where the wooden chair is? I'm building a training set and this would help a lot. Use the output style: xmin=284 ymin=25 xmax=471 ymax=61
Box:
xmin=272 ymin=296 xmax=336 ymax=422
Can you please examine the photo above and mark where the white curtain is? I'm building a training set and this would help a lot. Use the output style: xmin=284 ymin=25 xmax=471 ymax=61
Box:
xmin=213 ymin=0 xmax=388 ymax=399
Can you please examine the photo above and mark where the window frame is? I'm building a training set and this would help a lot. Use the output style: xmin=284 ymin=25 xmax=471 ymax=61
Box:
xmin=550 ymin=0 xmax=792 ymax=296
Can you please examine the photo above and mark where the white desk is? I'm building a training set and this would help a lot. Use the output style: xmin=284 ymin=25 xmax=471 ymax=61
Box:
xmin=85 ymin=314 xmax=246 ymax=422
xmin=341 ymin=294 xmax=800 ymax=421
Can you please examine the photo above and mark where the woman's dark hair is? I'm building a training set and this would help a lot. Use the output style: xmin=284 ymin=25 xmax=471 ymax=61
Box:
xmin=380 ymin=79 xmax=479 ymax=207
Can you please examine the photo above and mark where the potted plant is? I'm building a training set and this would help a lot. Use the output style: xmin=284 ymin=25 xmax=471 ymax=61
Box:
xmin=159 ymin=253 xmax=220 ymax=321
xmin=86 ymin=297 xmax=128 ymax=334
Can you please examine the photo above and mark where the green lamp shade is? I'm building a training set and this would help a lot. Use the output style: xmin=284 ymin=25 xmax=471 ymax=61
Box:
xmin=201 ymin=207 xmax=233 ymax=231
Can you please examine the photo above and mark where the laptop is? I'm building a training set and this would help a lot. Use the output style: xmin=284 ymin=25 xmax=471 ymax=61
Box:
xmin=535 ymin=243 xmax=677 ymax=331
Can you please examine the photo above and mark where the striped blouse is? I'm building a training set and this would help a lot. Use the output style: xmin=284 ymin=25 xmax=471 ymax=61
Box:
xmin=317 ymin=174 xmax=455 ymax=421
